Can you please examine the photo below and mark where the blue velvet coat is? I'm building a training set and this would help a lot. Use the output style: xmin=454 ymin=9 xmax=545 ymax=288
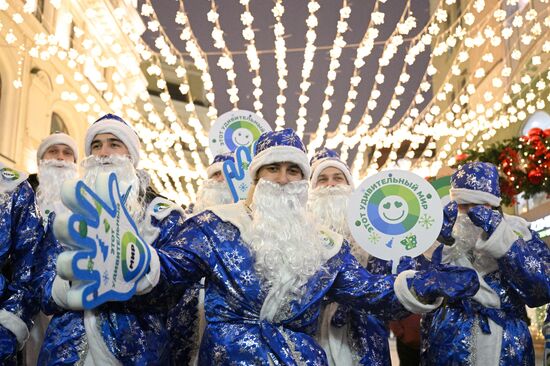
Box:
xmin=0 ymin=170 xmax=43 ymax=364
xmin=35 ymin=197 xmax=194 ymax=366
xmin=153 ymin=203 xmax=409 ymax=365
xmin=420 ymin=216 xmax=550 ymax=365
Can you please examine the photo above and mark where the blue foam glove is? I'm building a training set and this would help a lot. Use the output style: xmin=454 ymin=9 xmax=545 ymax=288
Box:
xmin=437 ymin=201 xmax=458 ymax=245
xmin=408 ymin=265 xmax=480 ymax=303
xmin=0 ymin=325 xmax=17 ymax=362
xmin=467 ymin=205 xmax=503 ymax=237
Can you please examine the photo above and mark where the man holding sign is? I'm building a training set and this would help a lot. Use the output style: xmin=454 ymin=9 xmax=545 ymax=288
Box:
xmin=35 ymin=114 xmax=195 ymax=365
xmin=54 ymin=128 xmax=482 ymax=365
xmin=308 ymin=148 xmax=393 ymax=366
xmin=421 ymin=162 xmax=550 ymax=365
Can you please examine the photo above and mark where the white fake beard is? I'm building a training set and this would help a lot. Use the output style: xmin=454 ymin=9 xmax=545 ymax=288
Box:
xmin=248 ymin=179 xmax=326 ymax=297
xmin=449 ymin=213 xmax=485 ymax=263
xmin=193 ymin=179 xmax=233 ymax=213
xmin=36 ymin=160 xmax=78 ymax=217
xmin=308 ymin=185 xmax=352 ymax=237
xmin=81 ymin=155 xmax=146 ymax=224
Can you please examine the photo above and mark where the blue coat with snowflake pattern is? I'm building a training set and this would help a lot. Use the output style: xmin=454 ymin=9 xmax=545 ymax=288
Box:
xmin=152 ymin=202 xmax=410 ymax=365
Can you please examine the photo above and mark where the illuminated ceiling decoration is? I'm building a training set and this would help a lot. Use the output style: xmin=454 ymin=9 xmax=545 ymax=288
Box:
xmin=0 ymin=0 xmax=549 ymax=204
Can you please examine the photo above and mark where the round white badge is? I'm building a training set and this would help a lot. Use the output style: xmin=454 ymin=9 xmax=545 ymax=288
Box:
xmin=347 ymin=170 xmax=443 ymax=261
xmin=209 ymin=110 xmax=272 ymax=156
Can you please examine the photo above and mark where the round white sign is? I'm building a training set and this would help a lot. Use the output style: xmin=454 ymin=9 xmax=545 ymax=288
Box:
xmin=347 ymin=170 xmax=443 ymax=261
xmin=209 ymin=110 xmax=272 ymax=156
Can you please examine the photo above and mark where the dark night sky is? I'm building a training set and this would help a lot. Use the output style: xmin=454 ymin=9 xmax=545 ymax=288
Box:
xmin=141 ymin=0 xmax=432 ymax=165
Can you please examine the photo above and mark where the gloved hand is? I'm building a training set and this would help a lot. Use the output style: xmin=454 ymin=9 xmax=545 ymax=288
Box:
xmin=467 ymin=205 xmax=503 ymax=237
xmin=437 ymin=201 xmax=458 ymax=245
xmin=407 ymin=265 xmax=480 ymax=304
xmin=0 ymin=325 xmax=17 ymax=362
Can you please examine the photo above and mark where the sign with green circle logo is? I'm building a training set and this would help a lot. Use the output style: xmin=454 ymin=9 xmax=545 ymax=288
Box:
xmin=430 ymin=175 xmax=452 ymax=207
xmin=209 ymin=110 xmax=272 ymax=156
xmin=347 ymin=170 xmax=443 ymax=263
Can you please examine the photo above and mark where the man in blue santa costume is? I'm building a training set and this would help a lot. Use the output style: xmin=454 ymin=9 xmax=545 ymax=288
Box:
xmin=34 ymin=113 xmax=194 ymax=365
xmin=190 ymin=152 xmax=234 ymax=215
xmin=25 ymin=132 xmax=79 ymax=365
xmin=421 ymin=161 xmax=550 ymax=365
xmin=0 ymin=162 xmax=43 ymax=364
xmin=57 ymin=128 xmax=482 ymax=365
xmin=308 ymin=147 xmax=393 ymax=365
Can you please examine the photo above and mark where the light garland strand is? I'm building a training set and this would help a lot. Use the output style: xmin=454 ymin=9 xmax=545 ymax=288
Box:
xmin=239 ymin=0 xmax=263 ymax=118
xmin=272 ymin=0 xmax=288 ymax=129
xmin=295 ymin=0 xmax=320 ymax=138
xmin=306 ymin=0 xmax=351 ymax=155
xmin=207 ymin=0 xmax=240 ymax=108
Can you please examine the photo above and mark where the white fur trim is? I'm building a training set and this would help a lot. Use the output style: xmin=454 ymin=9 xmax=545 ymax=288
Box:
xmin=51 ymin=275 xmax=71 ymax=309
xmin=394 ymin=270 xmax=444 ymax=314
xmin=207 ymin=162 xmax=224 ymax=178
xmin=209 ymin=202 xmax=253 ymax=243
xmin=248 ymin=145 xmax=310 ymax=180
xmin=135 ymin=247 xmax=160 ymax=295
xmin=310 ymin=159 xmax=354 ymax=189
xmin=317 ymin=302 xmax=355 ymax=366
xmin=37 ymin=133 xmax=78 ymax=162
xmin=473 ymin=317 xmax=502 ymax=366
xmin=0 ymin=309 xmax=29 ymax=349
xmin=85 ymin=118 xmax=140 ymax=166
xmin=475 ymin=219 xmax=517 ymax=259
xmin=83 ymin=310 xmax=122 ymax=365
xmin=450 ymin=188 xmax=502 ymax=207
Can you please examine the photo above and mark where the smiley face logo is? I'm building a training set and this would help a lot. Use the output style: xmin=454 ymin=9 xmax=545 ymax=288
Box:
xmin=224 ymin=120 xmax=262 ymax=151
xmin=367 ymin=184 xmax=420 ymax=235
xmin=379 ymin=196 xmax=408 ymax=224
xmin=232 ymin=128 xmax=254 ymax=147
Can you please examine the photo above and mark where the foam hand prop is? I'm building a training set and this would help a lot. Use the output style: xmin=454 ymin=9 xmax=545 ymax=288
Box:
xmin=223 ymin=145 xmax=253 ymax=202
xmin=467 ymin=205 xmax=503 ymax=237
xmin=437 ymin=201 xmax=458 ymax=245
xmin=53 ymin=172 xmax=152 ymax=310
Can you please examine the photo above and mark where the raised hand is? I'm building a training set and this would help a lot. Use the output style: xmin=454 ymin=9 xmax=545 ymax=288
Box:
xmin=467 ymin=205 xmax=503 ymax=237
xmin=437 ymin=201 xmax=458 ymax=245
xmin=53 ymin=172 xmax=152 ymax=310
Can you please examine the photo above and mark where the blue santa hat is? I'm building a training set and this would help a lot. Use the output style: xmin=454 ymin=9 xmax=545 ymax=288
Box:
xmin=207 ymin=152 xmax=235 ymax=178
xmin=248 ymin=128 xmax=310 ymax=180
xmin=450 ymin=161 xmax=502 ymax=207
xmin=85 ymin=114 xmax=141 ymax=166
xmin=309 ymin=147 xmax=354 ymax=189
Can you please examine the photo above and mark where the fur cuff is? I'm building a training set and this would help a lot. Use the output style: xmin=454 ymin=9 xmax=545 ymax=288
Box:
xmin=394 ymin=270 xmax=444 ymax=314
xmin=52 ymin=276 xmax=71 ymax=309
xmin=475 ymin=220 xmax=517 ymax=259
xmin=136 ymin=247 xmax=160 ymax=295
xmin=0 ymin=309 xmax=29 ymax=349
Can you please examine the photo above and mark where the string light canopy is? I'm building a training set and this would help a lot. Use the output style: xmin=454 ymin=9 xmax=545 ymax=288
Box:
xmin=1 ymin=0 xmax=549 ymax=205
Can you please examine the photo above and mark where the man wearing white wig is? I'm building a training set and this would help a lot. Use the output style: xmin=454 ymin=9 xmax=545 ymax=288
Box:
xmin=309 ymin=147 xmax=393 ymax=366
xmin=420 ymin=161 xmax=550 ymax=365
xmin=25 ymin=132 xmax=79 ymax=365
xmin=190 ymin=152 xmax=234 ymax=214
xmin=56 ymin=128 xmax=482 ymax=365
xmin=34 ymin=114 xmax=195 ymax=365
xmin=0 ymin=163 xmax=43 ymax=365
